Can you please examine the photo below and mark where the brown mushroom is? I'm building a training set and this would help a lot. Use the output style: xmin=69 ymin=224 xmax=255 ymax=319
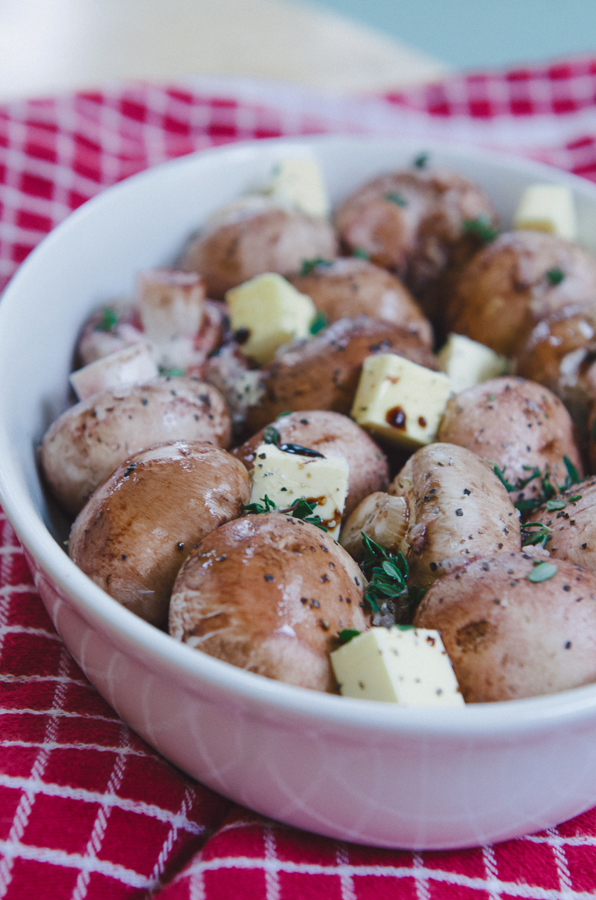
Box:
xmin=69 ymin=441 xmax=251 ymax=627
xmin=168 ymin=513 xmax=368 ymax=691
xmin=415 ymin=553 xmax=596 ymax=702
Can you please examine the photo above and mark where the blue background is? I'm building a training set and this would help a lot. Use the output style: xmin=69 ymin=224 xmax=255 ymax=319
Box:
xmin=311 ymin=0 xmax=596 ymax=70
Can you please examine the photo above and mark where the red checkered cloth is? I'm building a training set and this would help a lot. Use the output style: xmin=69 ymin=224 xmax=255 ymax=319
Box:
xmin=2 ymin=58 xmax=596 ymax=899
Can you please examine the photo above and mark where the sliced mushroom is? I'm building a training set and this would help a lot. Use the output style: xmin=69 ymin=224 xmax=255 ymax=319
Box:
xmin=339 ymin=492 xmax=409 ymax=559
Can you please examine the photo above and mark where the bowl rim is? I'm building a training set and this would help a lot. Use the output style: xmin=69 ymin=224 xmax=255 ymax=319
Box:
xmin=3 ymin=132 xmax=596 ymax=740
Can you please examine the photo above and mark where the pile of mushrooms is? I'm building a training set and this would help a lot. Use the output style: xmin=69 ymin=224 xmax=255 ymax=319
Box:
xmin=40 ymin=156 xmax=596 ymax=702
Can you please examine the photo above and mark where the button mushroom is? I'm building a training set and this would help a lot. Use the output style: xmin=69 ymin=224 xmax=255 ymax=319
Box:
xmin=41 ymin=377 xmax=232 ymax=515
xmin=437 ymin=376 xmax=583 ymax=506
xmin=389 ymin=443 xmax=521 ymax=588
xmin=414 ymin=553 xmax=596 ymax=702
xmin=169 ymin=513 xmax=368 ymax=691
xmin=69 ymin=441 xmax=251 ymax=627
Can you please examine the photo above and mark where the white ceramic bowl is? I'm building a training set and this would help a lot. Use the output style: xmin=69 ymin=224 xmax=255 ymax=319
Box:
xmin=3 ymin=135 xmax=596 ymax=851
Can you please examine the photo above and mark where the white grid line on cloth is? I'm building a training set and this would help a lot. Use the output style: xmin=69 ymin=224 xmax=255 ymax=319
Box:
xmin=147 ymin=785 xmax=198 ymax=895
xmin=0 ymin=837 xmax=150 ymax=890
xmin=336 ymin=844 xmax=356 ymax=900
xmin=0 ymin=673 xmax=90 ymax=688
xmin=413 ymin=851 xmax=431 ymax=900
xmin=0 ymin=646 xmax=71 ymax=897
xmin=0 ymin=584 xmax=39 ymax=597
xmin=546 ymin=827 xmax=575 ymax=895
xmin=527 ymin=834 xmax=596 ymax=848
xmin=93 ymin=89 xmax=131 ymax=185
xmin=0 ymin=113 xmax=26 ymax=286
xmin=143 ymin=83 xmax=180 ymax=170
xmin=483 ymin=843 xmax=502 ymax=900
xmin=0 ymin=708 xmax=119 ymax=723
xmin=0 ymin=546 xmax=24 ymax=556
xmin=70 ymin=724 xmax=130 ymax=900
xmin=0 ymin=150 xmax=99 ymax=208
xmin=264 ymin=824 xmax=280 ymax=900
xmin=48 ymin=96 xmax=78 ymax=230
xmin=0 ymin=739 xmax=153 ymax=760
xmin=0 ymin=624 xmax=63 ymax=642
xmin=0 ymin=772 xmax=207 ymax=835
xmin=178 ymin=856 xmax=596 ymax=900
xmin=188 ymin=857 xmax=206 ymax=900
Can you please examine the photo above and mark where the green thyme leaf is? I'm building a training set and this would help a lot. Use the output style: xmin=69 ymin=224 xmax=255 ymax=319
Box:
xmin=338 ymin=628 xmax=361 ymax=644
xmin=568 ymin=494 xmax=582 ymax=503
xmin=263 ymin=425 xmax=280 ymax=445
xmin=288 ymin=498 xmax=327 ymax=531
xmin=546 ymin=498 xmax=566 ymax=511
xmin=414 ymin=152 xmax=428 ymax=168
xmin=352 ymin=246 xmax=370 ymax=260
xmin=462 ymin=217 xmax=499 ymax=244
xmin=527 ymin=561 xmax=558 ymax=583
xmin=309 ymin=310 xmax=328 ymax=334
xmin=158 ymin=366 xmax=185 ymax=377
xmin=243 ymin=495 xmax=278 ymax=515
xmin=385 ymin=192 xmax=407 ymax=207
xmin=300 ymin=257 xmax=333 ymax=277
xmin=563 ymin=455 xmax=581 ymax=487
xmin=546 ymin=267 xmax=564 ymax=286
xmin=521 ymin=522 xmax=552 ymax=548
xmin=95 ymin=307 xmax=118 ymax=332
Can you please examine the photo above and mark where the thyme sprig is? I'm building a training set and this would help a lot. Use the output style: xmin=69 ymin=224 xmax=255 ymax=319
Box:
xmin=521 ymin=522 xmax=552 ymax=548
xmin=358 ymin=533 xmax=424 ymax=623
xmin=493 ymin=456 xmax=583 ymax=515
xmin=242 ymin=495 xmax=327 ymax=531
xmin=94 ymin=307 xmax=119 ymax=332
xmin=462 ymin=216 xmax=499 ymax=244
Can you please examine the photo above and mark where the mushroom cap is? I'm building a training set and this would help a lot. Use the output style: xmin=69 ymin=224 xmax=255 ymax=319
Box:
xmin=169 ymin=513 xmax=368 ymax=691
xmin=69 ymin=441 xmax=251 ymax=627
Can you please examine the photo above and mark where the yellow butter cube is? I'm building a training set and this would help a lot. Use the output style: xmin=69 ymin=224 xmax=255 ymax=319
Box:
xmin=513 ymin=184 xmax=576 ymax=241
xmin=250 ymin=442 xmax=348 ymax=539
xmin=331 ymin=626 xmax=464 ymax=706
xmin=351 ymin=354 xmax=451 ymax=448
xmin=226 ymin=273 xmax=316 ymax=365
xmin=437 ymin=333 xmax=509 ymax=394
xmin=264 ymin=158 xmax=330 ymax=218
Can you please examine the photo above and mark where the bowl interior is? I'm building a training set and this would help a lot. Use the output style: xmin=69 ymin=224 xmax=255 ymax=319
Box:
xmin=3 ymin=134 xmax=596 ymax=731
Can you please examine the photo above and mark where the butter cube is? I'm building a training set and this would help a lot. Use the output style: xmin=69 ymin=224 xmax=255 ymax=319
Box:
xmin=226 ymin=273 xmax=316 ymax=365
xmin=264 ymin=158 xmax=330 ymax=218
xmin=331 ymin=626 xmax=464 ymax=706
xmin=513 ymin=184 xmax=576 ymax=241
xmin=250 ymin=442 xmax=349 ymax=538
xmin=351 ymin=354 xmax=451 ymax=448
xmin=437 ymin=333 xmax=509 ymax=394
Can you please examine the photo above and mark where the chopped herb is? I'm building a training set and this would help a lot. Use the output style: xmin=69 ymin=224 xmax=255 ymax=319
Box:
xmin=521 ymin=522 xmax=552 ymax=548
xmin=527 ymin=561 xmax=558 ymax=583
xmin=277 ymin=411 xmax=292 ymax=418
xmin=546 ymin=498 xmax=566 ymax=511
xmin=338 ymin=629 xmax=361 ymax=644
xmin=568 ymin=494 xmax=583 ymax=503
xmin=287 ymin=498 xmax=327 ymax=531
xmin=462 ymin=217 xmax=499 ymax=244
xmin=243 ymin=495 xmax=278 ymax=515
xmin=358 ymin=533 xmax=424 ymax=623
xmin=385 ymin=192 xmax=407 ymax=207
xmin=414 ymin=152 xmax=428 ymax=168
xmin=95 ymin=307 xmax=118 ymax=332
xmin=563 ymin=455 xmax=581 ymax=487
xmin=300 ymin=257 xmax=333 ymax=277
xmin=353 ymin=246 xmax=370 ymax=260
xmin=310 ymin=310 xmax=328 ymax=334
xmin=546 ymin=267 xmax=564 ymax=286
xmin=158 ymin=365 xmax=185 ymax=377
xmin=263 ymin=425 xmax=280 ymax=445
